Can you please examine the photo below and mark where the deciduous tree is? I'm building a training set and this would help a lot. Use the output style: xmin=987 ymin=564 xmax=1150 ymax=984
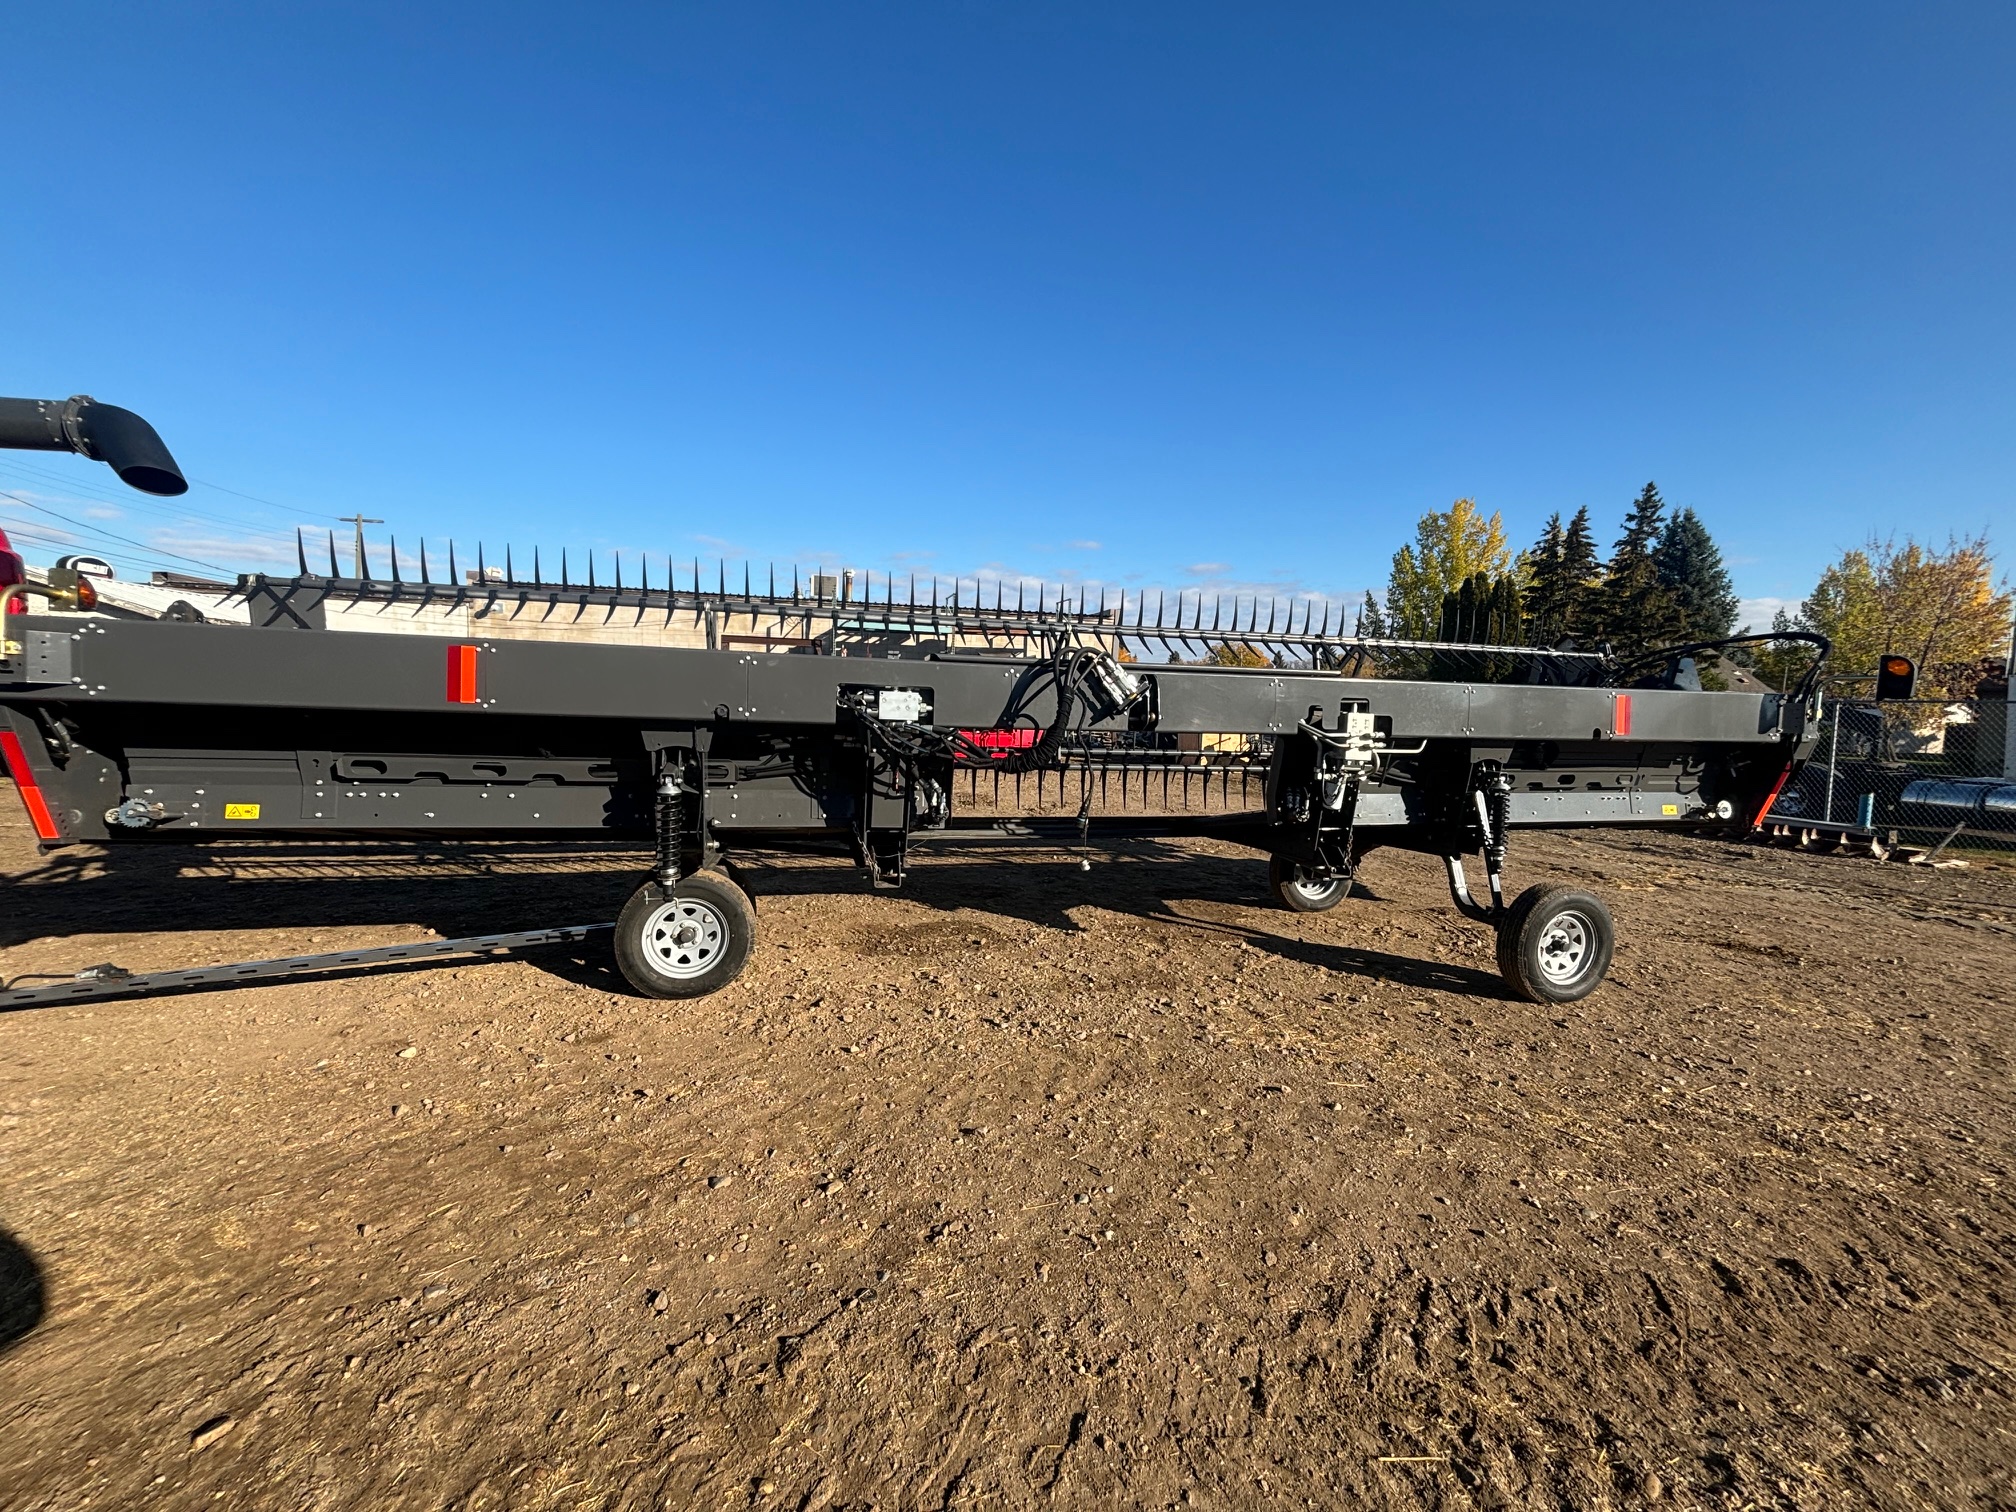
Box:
xmin=1384 ymin=499 xmax=1511 ymax=641
xmin=1793 ymin=534 xmax=2011 ymax=696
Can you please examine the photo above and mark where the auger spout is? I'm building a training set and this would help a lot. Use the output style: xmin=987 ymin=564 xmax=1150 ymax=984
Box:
xmin=0 ymin=395 xmax=188 ymax=496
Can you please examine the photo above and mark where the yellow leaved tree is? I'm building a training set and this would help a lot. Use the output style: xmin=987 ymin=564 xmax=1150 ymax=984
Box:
xmin=1384 ymin=499 xmax=1513 ymax=641
xmin=1789 ymin=534 xmax=2011 ymax=697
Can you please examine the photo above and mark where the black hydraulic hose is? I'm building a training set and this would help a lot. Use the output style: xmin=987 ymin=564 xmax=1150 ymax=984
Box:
xmin=0 ymin=395 xmax=187 ymax=495
xmin=994 ymin=650 xmax=1094 ymax=773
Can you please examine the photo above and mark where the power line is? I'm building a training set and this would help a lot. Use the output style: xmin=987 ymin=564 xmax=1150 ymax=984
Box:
xmin=0 ymin=456 xmax=337 ymax=538
xmin=190 ymin=476 xmax=346 ymax=522
xmin=0 ymin=521 xmax=200 ymax=577
xmin=0 ymin=491 xmax=235 ymax=575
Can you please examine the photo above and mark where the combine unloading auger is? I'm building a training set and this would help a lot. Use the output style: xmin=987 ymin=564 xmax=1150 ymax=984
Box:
xmin=0 ymin=395 xmax=187 ymax=496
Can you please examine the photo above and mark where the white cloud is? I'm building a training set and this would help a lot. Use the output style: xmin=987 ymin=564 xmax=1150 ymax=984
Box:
xmin=1184 ymin=561 xmax=1229 ymax=576
xmin=1067 ymin=539 xmax=1102 ymax=551
xmin=1736 ymin=595 xmax=1798 ymax=633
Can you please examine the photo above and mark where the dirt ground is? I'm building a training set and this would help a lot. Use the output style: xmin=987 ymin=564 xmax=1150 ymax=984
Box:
xmin=2 ymin=780 xmax=2013 ymax=1512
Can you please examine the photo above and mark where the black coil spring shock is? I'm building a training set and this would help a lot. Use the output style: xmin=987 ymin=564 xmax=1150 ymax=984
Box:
xmin=1481 ymin=766 xmax=1513 ymax=913
xmin=1486 ymin=775 xmax=1511 ymax=861
xmin=653 ymin=769 xmax=686 ymax=888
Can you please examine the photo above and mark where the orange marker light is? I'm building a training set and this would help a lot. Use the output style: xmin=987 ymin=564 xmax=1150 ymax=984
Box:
xmin=447 ymin=644 xmax=480 ymax=704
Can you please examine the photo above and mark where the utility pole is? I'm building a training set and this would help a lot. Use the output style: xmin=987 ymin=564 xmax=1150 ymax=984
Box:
xmin=338 ymin=515 xmax=382 ymax=579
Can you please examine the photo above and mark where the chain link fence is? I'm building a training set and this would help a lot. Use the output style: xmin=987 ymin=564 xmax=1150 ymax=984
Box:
xmin=1770 ymin=697 xmax=2016 ymax=853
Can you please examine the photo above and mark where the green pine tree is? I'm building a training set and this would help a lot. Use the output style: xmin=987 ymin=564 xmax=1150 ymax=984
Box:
xmin=1523 ymin=508 xmax=1604 ymax=646
xmin=1356 ymin=591 xmax=1389 ymax=638
xmin=1559 ymin=506 xmax=1602 ymax=638
xmin=1653 ymin=507 xmax=1738 ymax=643
xmin=1598 ymin=483 xmax=1687 ymax=659
xmin=1522 ymin=513 xmax=1569 ymax=644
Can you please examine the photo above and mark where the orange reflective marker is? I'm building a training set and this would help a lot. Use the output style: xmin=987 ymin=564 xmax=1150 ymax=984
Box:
xmin=0 ymin=729 xmax=63 ymax=840
xmin=447 ymin=644 xmax=480 ymax=704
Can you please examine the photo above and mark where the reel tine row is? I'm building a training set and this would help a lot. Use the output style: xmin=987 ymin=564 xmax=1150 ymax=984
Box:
xmin=277 ymin=529 xmax=1602 ymax=674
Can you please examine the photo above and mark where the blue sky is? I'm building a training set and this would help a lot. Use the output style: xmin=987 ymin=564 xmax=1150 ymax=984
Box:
xmin=3 ymin=2 xmax=2011 ymax=630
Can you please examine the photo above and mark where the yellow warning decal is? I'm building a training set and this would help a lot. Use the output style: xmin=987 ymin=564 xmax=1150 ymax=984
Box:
xmin=1660 ymin=803 xmax=1679 ymax=815
xmin=223 ymin=803 xmax=261 ymax=820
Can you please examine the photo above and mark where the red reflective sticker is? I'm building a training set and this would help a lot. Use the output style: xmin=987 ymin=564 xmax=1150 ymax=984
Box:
xmin=1613 ymin=694 xmax=1633 ymax=738
xmin=0 ymin=729 xmax=63 ymax=840
xmin=447 ymin=644 xmax=479 ymax=704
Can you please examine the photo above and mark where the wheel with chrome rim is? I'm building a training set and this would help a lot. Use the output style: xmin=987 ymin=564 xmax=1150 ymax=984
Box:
xmin=1268 ymin=854 xmax=1350 ymax=913
xmin=1496 ymin=883 xmax=1614 ymax=1003
xmin=614 ymin=869 xmax=755 ymax=998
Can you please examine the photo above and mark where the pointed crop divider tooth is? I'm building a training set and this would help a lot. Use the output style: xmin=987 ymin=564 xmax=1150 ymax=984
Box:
xmin=792 ymin=564 xmax=801 ymax=604
xmin=418 ymin=540 xmax=432 ymax=585
xmin=613 ymin=551 xmax=622 ymax=593
xmin=327 ymin=531 xmax=340 ymax=578
xmin=768 ymin=563 xmax=776 ymax=601
xmin=448 ymin=540 xmax=461 ymax=587
xmin=389 ymin=537 xmax=402 ymax=585
xmin=743 ymin=562 xmax=751 ymax=600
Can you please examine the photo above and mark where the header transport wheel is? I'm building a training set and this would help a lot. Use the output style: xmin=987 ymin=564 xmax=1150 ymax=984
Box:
xmin=1495 ymin=884 xmax=1615 ymax=1003
xmin=1268 ymin=855 xmax=1351 ymax=913
xmin=615 ymin=870 xmax=755 ymax=999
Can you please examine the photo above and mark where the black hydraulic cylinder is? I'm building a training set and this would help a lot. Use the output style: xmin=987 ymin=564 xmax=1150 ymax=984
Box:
xmin=0 ymin=394 xmax=187 ymax=495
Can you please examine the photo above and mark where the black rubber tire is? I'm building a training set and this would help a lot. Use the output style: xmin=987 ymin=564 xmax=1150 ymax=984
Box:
xmin=1495 ymin=883 xmax=1615 ymax=1003
xmin=613 ymin=870 xmax=755 ymax=999
xmin=1269 ymin=854 xmax=1351 ymax=913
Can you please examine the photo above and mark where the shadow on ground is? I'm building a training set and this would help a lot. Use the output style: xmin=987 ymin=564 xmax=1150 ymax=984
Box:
xmin=1 ymin=832 xmax=1504 ymax=1005
xmin=0 ymin=1230 xmax=46 ymax=1357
